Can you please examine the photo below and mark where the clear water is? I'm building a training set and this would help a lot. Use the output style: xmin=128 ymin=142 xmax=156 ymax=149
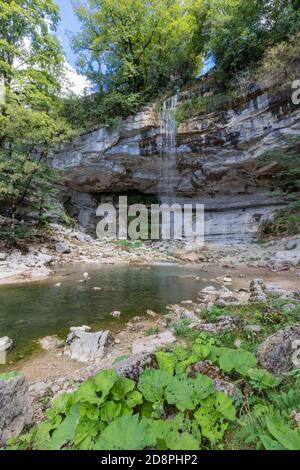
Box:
xmin=0 ymin=264 xmax=219 ymax=365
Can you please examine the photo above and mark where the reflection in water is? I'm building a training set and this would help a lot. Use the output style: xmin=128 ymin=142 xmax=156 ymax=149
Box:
xmin=0 ymin=264 xmax=217 ymax=364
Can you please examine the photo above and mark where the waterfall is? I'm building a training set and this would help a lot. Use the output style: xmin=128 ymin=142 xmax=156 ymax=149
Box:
xmin=160 ymin=94 xmax=178 ymax=203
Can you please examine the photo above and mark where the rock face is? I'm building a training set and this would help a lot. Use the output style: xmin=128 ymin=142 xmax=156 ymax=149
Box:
xmin=0 ymin=372 xmax=32 ymax=444
xmin=50 ymin=84 xmax=300 ymax=242
xmin=257 ymin=325 xmax=300 ymax=373
xmin=64 ymin=328 xmax=114 ymax=363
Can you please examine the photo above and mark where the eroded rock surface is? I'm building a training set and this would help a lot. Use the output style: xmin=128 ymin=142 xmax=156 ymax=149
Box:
xmin=0 ymin=373 xmax=32 ymax=445
xmin=64 ymin=328 xmax=114 ymax=363
xmin=257 ymin=325 xmax=300 ymax=373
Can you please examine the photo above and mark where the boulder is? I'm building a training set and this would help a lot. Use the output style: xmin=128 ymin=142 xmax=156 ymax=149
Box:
xmin=110 ymin=311 xmax=122 ymax=318
xmin=249 ymin=279 xmax=268 ymax=303
xmin=198 ymin=286 xmax=241 ymax=308
xmin=0 ymin=252 xmax=7 ymax=261
xmin=55 ymin=242 xmax=71 ymax=254
xmin=0 ymin=372 xmax=32 ymax=444
xmin=64 ymin=328 xmax=114 ymax=363
xmin=285 ymin=240 xmax=297 ymax=251
xmin=196 ymin=316 xmax=240 ymax=334
xmin=131 ymin=331 xmax=176 ymax=355
xmin=257 ymin=325 xmax=300 ymax=373
xmin=166 ymin=304 xmax=201 ymax=326
xmin=114 ymin=353 xmax=157 ymax=381
xmin=0 ymin=337 xmax=13 ymax=362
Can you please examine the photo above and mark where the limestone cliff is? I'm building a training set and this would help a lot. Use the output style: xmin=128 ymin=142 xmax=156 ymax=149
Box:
xmin=50 ymin=84 xmax=300 ymax=241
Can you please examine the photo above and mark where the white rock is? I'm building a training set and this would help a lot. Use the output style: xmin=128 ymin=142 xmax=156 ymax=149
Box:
xmin=0 ymin=337 xmax=13 ymax=353
xmin=110 ymin=311 xmax=122 ymax=318
xmin=132 ymin=331 xmax=176 ymax=355
xmin=70 ymin=325 xmax=91 ymax=333
xmin=64 ymin=329 xmax=114 ymax=362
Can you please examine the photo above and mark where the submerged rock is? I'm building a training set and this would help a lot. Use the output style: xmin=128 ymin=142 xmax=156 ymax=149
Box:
xmin=110 ymin=311 xmax=122 ymax=318
xmin=0 ymin=372 xmax=32 ymax=445
xmin=64 ymin=328 xmax=114 ymax=363
xmin=257 ymin=325 xmax=300 ymax=373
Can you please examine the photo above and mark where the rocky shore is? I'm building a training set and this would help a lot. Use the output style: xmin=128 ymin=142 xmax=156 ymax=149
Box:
xmin=1 ymin=275 xmax=300 ymax=444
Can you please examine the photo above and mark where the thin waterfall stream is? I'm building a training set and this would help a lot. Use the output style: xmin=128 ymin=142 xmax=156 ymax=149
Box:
xmin=160 ymin=94 xmax=178 ymax=203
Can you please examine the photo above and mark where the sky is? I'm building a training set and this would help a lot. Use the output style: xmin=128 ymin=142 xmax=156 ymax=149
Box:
xmin=55 ymin=0 xmax=90 ymax=95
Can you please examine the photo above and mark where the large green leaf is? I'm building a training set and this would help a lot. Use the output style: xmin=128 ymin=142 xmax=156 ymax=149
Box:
xmin=93 ymin=414 xmax=150 ymax=450
xmin=165 ymin=431 xmax=200 ymax=450
xmin=156 ymin=352 xmax=177 ymax=374
xmin=48 ymin=403 xmax=81 ymax=450
xmin=265 ymin=416 xmax=300 ymax=450
xmin=248 ymin=368 xmax=282 ymax=391
xmin=138 ymin=368 xmax=170 ymax=403
xmin=93 ymin=369 xmax=120 ymax=400
xmin=100 ymin=401 xmax=123 ymax=423
xmin=218 ymin=349 xmax=257 ymax=375
xmin=110 ymin=376 xmax=135 ymax=401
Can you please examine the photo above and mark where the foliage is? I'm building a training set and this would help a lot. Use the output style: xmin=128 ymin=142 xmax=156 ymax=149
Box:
xmin=8 ymin=331 xmax=299 ymax=451
xmin=0 ymin=0 xmax=74 ymax=240
xmin=258 ymin=140 xmax=300 ymax=237
xmin=199 ymin=0 xmax=300 ymax=83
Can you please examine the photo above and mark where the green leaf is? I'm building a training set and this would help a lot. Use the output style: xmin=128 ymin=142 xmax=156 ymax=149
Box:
xmin=138 ymin=369 xmax=170 ymax=403
xmin=156 ymin=351 xmax=177 ymax=374
xmin=111 ymin=377 xmax=135 ymax=401
xmin=93 ymin=414 xmax=150 ymax=450
xmin=124 ymin=390 xmax=144 ymax=409
xmin=93 ymin=369 xmax=120 ymax=401
xmin=265 ymin=416 xmax=300 ymax=450
xmin=0 ymin=371 xmax=22 ymax=381
xmin=48 ymin=403 xmax=81 ymax=450
xmin=165 ymin=431 xmax=200 ymax=450
xmin=100 ymin=401 xmax=123 ymax=423
xmin=218 ymin=349 xmax=257 ymax=375
xmin=248 ymin=368 xmax=282 ymax=391
xmin=215 ymin=392 xmax=236 ymax=421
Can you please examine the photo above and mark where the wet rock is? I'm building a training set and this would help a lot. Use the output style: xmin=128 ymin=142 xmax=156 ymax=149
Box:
xmin=285 ymin=240 xmax=297 ymax=251
xmin=64 ymin=328 xmax=114 ymax=363
xmin=114 ymin=353 xmax=157 ymax=381
xmin=131 ymin=331 xmax=176 ymax=355
xmin=257 ymin=325 xmax=300 ymax=373
xmin=146 ymin=310 xmax=158 ymax=318
xmin=39 ymin=336 xmax=61 ymax=352
xmin=0 ymin=372 xmax=32 ymax=445
xmin=110 ymin=311 xmax=122 ymax=318
xmin=0 ymin=337 xmax=13 ymax=355
xmin=55 ymin=243 xmax=71 ymax=254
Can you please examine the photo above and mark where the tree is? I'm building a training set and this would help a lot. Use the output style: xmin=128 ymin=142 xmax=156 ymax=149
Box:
xmin=72 ymin=0 xmax=203 ymax=98
xmin=0 ymin=0 xmax=73 ymax=237
xmin=199 ymin=0 xmax=300 ymax=82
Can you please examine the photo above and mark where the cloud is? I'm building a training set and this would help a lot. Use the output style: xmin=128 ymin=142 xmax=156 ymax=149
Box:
xmin=63 ymin=62 xmax=91 ymax=97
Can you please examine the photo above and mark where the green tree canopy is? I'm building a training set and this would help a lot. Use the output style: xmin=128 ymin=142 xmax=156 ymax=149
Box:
xmin=72 ymin=0 xmax=203 ymax=97
xmin=199 ymin=0 xmax=300 ymax=81
xmin=0 ymin=0 xmax=72 ymax=234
